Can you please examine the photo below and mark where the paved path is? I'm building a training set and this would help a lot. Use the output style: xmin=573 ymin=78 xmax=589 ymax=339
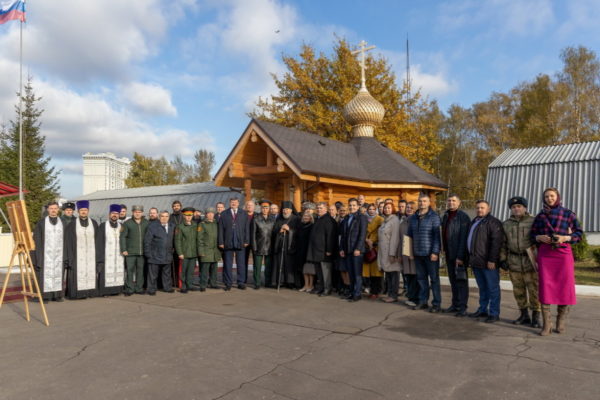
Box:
xmin=1 ymin=287 xmax=599 ymax=399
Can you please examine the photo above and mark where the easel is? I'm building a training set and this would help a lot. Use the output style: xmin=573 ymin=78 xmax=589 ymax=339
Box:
xmin=0 ymin=200 xmax=50 ymax=326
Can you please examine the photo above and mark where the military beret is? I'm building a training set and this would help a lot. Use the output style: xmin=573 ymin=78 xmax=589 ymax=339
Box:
xmin=132 ymin=205 xmax=144 ymax=212
xmin=508 ymin=196 xmax=528 ymax=209
xmin=205 ymin=207 xmax=216 ymax=214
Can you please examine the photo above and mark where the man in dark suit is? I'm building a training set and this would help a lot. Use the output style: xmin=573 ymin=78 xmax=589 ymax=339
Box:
xmin=218 ymin=197 xmax=249 ymax=290
xmin=339 ymin=198 xmax=368 ymax=302
xmin=144 ymin=210 xmax=176 ymax=295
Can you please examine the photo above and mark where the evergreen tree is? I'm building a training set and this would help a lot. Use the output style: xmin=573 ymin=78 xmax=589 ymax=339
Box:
xmin=0 ymin=79 xmax=59 ymax=228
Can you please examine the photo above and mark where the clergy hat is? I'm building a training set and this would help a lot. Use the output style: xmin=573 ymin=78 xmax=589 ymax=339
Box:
xmin=132 ymin=205 xmax=144 ymax=212
xmin=62 ymin=201 xmax=75 ymax=210
xmin=109 ymin=204 xmax=121 ymax=214
xmin=76 ymin=200 xmax=89 ymax=210
xmin=259 ymin=199 xmax=272 ymax=206
xmin=508 ymin=196 xmax=528 ymax=209
xmin=181 ymin=207 xmax=195 ymax=215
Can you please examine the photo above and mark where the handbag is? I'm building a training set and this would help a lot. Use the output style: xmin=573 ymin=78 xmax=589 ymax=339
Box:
xmin=364 ymin=248 xmax=377 ymax=263
xmin=455 ymin=264 xmax=467 ymax=281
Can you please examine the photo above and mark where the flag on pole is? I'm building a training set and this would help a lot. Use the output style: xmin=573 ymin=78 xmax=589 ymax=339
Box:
xmin=0 ymin=0 xmax=25 ymax=25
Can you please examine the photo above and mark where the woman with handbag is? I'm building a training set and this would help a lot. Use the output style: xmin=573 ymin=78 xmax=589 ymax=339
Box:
xmin=363 ymin=203 xmax=384 ymax=299
xmin=531 ymin=188 xmax=583 ymax=336
xmin=378 ymin=203 xmax=402 ymax=303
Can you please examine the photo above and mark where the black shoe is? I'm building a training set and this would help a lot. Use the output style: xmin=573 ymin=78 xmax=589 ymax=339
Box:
xmin=531 ymin=310 xmax=541 ymax=328
xmin=468 ymin=311 xmax=488 ymax=318
xmin=224 ymin=286 xmax=231 ymax=291
xmin=200 ymin=287 xmax=206 ymax=292
xmin=429 ymin=306 xmax=441 ymax=313
xmin=309 ymin=288 xmax=318 ymax=294
xmin=135 ymin=290 xmax=146 ymax=295
xmin=513 ymin=309 xmax=531 ymax=325
xmin=238 ymin=284 xmax=246 ymax=290
xmin=485 ymin=315 xmax=500 ymax=323
xmin=180 ymin=289 xmax=188 ymax=294
xmin=417 ymin=303 xmax=429 ymax=310
xmin=55 ymin=297 xmax=65 ymax=302
xmin=319 ymin=290 xmax=331 ymax=297
xmin=254 ymin=285 xmax=260 ymax=290
xmin=347 ymin=296 xmax=361 ymax=302
xmin=124 ymin=292 xmax=133 ymax=297
xmin=455 ymin=311 xmax=467 ymax=317
xmin=444 ymin=306 xmax=459 ymax=313
xmin=209 ymin=284 xmax=219 ymax=289
xmin=164 ymin=289 xmax=175 ymax=293
xmin=190 ymin=287 xmax=200 ymax=292
xmin=148 ymin=291 xmax=156 ymax=296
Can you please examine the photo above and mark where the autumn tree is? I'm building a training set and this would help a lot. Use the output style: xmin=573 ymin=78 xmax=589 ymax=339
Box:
xmin=250 ymin=39 xmax=441 ymax=171
xmin=125 ymin=149 xmax=216 ymax=187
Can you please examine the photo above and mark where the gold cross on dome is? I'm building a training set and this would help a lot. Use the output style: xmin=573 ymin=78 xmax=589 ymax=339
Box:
xmin=351 ymin=40 xmax=376 ymax=89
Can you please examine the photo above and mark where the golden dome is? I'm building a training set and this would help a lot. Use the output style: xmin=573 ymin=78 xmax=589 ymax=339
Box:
xmin=343 ymin=86 xmax=385 ymax=137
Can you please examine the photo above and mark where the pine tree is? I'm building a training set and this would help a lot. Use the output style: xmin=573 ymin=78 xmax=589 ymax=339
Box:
xmin=0 ymin=79 xmax=59 ymax=228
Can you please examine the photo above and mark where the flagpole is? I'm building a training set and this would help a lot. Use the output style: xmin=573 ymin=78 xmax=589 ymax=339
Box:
xmin=18 ymin=4 xmax=23 ymax=201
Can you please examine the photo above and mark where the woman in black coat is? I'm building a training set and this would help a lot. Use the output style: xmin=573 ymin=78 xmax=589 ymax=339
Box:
xmin=297 ymin=212 xmax=315 ymax=292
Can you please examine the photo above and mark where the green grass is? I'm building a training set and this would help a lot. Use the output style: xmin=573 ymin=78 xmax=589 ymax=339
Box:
xmin=439 ymin=245 xmax=600 ymax=286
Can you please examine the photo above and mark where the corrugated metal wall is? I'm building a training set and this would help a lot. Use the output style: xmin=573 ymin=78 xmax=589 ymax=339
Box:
xmin=85 ymin=191 xmax=244 ymax=223
xmin=485 ymin=160 xmax=600 ymax=232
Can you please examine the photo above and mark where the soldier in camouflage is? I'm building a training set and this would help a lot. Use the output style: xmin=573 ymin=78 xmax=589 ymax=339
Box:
xmin=500 ymin=196 xmax=541 ymax=328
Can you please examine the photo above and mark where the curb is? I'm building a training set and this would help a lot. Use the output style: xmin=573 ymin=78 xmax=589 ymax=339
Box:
xmin=439 ymin=276 xmax=600 ymax=297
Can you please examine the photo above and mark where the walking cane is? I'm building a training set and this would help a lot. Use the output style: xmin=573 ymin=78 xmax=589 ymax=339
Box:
xmin=277 ymin=230 xmax=287 ymax=293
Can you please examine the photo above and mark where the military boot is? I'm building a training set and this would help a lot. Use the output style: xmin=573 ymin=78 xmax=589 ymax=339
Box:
xmin=530 ymin=310 xmax=541 ymax=328
xmin=555 ymin=305 xmax=570 ymax=334
xmin=540 ymin=304 xmax=552 ymax=336
xmin=512 ymin=309 xmax=531 ymax=325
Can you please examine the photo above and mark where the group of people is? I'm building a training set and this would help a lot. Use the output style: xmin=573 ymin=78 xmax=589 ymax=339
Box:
xmin=31 ymin=187 xmax=582 ymax=337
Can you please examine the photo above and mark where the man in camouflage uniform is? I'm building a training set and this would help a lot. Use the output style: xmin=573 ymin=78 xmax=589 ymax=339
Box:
xmin=500 ymin=196 xmax=541 ymax=328
xmin=175 ymin=207 xmax=200 ymax=293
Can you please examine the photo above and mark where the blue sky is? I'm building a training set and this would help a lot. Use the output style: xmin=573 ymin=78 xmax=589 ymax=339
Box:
xmin=0 ymin=0 xmax=599 ymax=199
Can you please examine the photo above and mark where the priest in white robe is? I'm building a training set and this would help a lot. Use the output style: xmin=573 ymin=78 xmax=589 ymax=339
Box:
xmin=96 ymin=204 xmax=125 ymax=296
xmin=64 ymin=200 xmax=98 ymax=299
xmin=32 ymin=201 xmax=65 ymax=302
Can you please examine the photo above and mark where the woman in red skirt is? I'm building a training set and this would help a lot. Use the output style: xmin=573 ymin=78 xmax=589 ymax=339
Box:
xmin=531 ymin=188 xmax=583 ymax=336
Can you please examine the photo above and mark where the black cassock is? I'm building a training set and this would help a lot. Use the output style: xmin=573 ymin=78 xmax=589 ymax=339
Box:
xmin=96 ymin=221 xmax=125 ymax=296
xmin=64 ymin=217 xmax=99 ymax=299
xmin=31 ymin=216 xmax=65 ymax=301
xmin=272 ymin=214 xmax=300 ymax=288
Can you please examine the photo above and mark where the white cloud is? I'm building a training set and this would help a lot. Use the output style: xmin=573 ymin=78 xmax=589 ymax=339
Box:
xmin=381 ymin=50 xmax=457 ymax=99
xmin=119 ymin=82 xmax=177 ymax=116
xmin=187 ymin=0 xmax=351 ymax=110
xmin=437 ymin=0 xmax=555 ymax=37
xmin=411 ymin=65 xmax=457 ymax=98
xmin=0 ymin=0 xmax=196 ymax=83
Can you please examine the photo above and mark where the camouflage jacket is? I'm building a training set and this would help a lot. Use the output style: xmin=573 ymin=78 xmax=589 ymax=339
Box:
xmin=501 ymin=214 xmax=535 ymax=273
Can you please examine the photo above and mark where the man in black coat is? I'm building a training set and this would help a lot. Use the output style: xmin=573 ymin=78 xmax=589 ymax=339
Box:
xmin=144 ymin=210 xmax=176 ymax=295
xmin=218 ymin=197 xmax=249 ymax=290
xmin=307 ymin=202 xmax=338 ymax=296
xmin=441 ymin=194 xmax=472 ymax=316
xmin=467 ymin=200 xmax=504 ymax=323
xmin=339 ymin=198 xmax=368 ymax=302
xmin=252 ymin=200 xmax=275 ymax=289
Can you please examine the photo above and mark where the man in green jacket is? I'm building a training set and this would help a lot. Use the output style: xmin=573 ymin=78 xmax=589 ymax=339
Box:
xmin=120 ymin=205 xmax=149 ymax=295
xmin=197 ymin=207 xmax=221 ymax=291
xmin=500 ymin=196 xmax=541 ymax=328
xmin=175 ymin=207 xmax=199 ymax=293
